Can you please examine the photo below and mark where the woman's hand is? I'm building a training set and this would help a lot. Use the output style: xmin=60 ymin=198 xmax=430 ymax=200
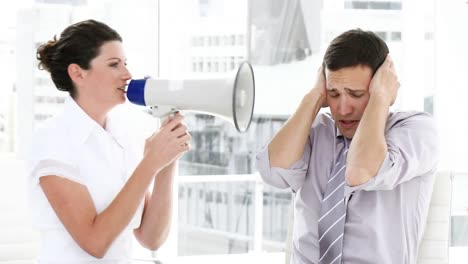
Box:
xmin=143 ymin=112 xmax=191 ymax=172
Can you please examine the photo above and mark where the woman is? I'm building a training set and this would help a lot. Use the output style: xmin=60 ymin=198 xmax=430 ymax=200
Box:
xmin=29 ymin=19 xmax=191 ymax=263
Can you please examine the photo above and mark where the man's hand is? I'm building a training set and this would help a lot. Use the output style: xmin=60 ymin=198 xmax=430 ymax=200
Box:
xmin=268 ymin=65 xmax=326 ymax=168
xmin=369 ymin=55 xmax=400 ymax=107
xmin=346 ymin=55 xmax=397 ymax=186
xmin=309 ymin=66 xmax=328 ymax=108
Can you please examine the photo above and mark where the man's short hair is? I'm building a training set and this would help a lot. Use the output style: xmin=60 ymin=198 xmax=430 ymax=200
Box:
xmin=323 ymin=28 xmax=389 ymax=74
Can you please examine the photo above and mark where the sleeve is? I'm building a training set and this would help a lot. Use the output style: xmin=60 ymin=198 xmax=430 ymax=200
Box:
xmin=28 ymin=128 xmax=82 ymax=186
xmin=27 ymin=126 xmax=83 ymax=229
xmin=345 ymin=112 xmax=439 ymax=192
xmin=255 ymin=137 xmax=311 ymax=192
xmin=30 ymin=159 xmax=82 ymax=186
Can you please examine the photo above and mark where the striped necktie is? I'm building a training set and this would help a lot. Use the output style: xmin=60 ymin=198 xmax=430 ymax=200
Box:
xmin=318 ymin=138 xmax=349 ymax=264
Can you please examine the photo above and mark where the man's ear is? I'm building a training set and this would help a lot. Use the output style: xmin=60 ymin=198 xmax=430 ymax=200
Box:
xmin=67 ymin=63 xmax=85 ymax=84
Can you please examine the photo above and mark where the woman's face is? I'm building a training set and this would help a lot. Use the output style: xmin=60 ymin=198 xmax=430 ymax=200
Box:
xmin=79 ymin=40 xmax=131 ymax=108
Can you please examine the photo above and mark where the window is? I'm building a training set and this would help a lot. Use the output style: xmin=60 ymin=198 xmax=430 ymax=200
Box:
xmin=424 ymin=95 xmax=433 ymax=115
xmin=374 ymin=31 xmax=387 ymax=40
xmin=4 ymin=0 xmax=468 ymax=263
xmin=345 ymin=1 xmax=402 ymax=10
xmin=390 ymin=31 xmax=402 ymax=41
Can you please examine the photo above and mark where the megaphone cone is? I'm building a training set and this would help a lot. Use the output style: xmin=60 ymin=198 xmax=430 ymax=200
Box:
xmin=126 ymin=62 xmax=255 ymax=133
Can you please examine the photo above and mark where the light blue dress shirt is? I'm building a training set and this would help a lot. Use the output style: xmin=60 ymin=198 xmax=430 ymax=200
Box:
xmin=256 ymin=111 xmax=439 ymax=264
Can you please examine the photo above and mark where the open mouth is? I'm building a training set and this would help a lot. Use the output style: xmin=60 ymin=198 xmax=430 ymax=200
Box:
xmin=117 ymin=85 xmax=127 ymax=93
xmin=339 ymin=120 xmax=358 ymax=129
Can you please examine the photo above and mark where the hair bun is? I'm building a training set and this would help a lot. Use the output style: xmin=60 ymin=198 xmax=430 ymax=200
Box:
xmin=36 ymin=35 xmax=58 ymax=72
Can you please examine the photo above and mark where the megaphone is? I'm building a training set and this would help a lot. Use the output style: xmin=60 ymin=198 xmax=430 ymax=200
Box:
xmin=126 ymin=62 xmax=255 ymax=133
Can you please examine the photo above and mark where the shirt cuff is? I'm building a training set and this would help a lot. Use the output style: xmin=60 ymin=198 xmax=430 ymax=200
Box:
xmin=256 ymin=146 xmax=308 ymax=192
xmin=344 ymin=152 xmax=393 ymax=195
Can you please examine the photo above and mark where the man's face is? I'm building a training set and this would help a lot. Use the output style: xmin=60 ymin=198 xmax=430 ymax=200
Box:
xmin=325 ymin=65 xmax=373 ymax=139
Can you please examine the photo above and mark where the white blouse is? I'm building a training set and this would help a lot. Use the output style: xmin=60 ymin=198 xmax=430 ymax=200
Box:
xmin=28 ymin=97 xmax=146 ymax=263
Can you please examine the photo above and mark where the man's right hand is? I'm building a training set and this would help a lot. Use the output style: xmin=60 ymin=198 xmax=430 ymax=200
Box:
xmin=268 ymin=65 xmax=326 ymax=168
xmin=309 ymin=66 xmax=328 ymax=108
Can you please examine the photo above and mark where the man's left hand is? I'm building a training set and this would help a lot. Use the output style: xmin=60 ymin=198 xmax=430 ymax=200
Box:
xmin=369 ymin=54 xmax=400 ymax=106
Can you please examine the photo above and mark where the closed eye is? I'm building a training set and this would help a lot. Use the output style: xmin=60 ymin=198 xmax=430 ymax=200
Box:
xmin=327 ymin=91 xmax=339 ymax=98
xmin=350 ymin=93 xmax=364 ymax=98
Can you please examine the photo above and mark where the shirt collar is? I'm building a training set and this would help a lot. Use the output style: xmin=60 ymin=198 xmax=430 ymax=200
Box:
xmin=335 ymin=128 xmax=350 ymax=148
xmin=333 ymin=118 xmax=350 ymax=148
xmin=105 ymin=108 xmax=128 ymax=148
xmin=335 ymin=124 xmax=343 ymax=138
xmin=61 ymin=96 xmax=127 ymax=147
xmin=61 ymin=96 xmax=98 ymax=146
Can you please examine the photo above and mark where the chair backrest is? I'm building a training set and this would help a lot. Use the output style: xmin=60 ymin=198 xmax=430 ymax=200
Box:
xmin=417 ymin=171 xmax=452 ymax=264
xmin=0 ymin=158 xmax=39 ymax=263
xmin=284 ymin=171 xmax=453 ymax=264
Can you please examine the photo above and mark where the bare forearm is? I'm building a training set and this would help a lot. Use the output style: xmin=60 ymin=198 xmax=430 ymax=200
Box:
xmin=87 ymin=159 xmax=160 ymax=256
xmin=135 ymin=160 xmax=176 ymax=250
xmin=269 ymin=90 xmax=324 ymax=168
xmin=346 ymin=94 xmax=389 ymax=186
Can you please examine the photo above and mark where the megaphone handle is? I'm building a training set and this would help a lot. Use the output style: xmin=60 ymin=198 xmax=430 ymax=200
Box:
xmin=148 ymin=105 xmax=178 ymax=125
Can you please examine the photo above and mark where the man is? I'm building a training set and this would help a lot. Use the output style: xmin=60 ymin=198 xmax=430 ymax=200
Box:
xmin=256 ymin=29 xmax=439 ymax=264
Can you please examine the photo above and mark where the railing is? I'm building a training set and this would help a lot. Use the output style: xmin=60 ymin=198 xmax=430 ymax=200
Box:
xmin=177 ymin=173 xmax=266 ymax=253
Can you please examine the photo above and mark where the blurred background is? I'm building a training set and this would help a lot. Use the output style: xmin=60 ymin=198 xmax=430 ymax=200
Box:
xmin=0 ymin=0 xmax=467 ymax=263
